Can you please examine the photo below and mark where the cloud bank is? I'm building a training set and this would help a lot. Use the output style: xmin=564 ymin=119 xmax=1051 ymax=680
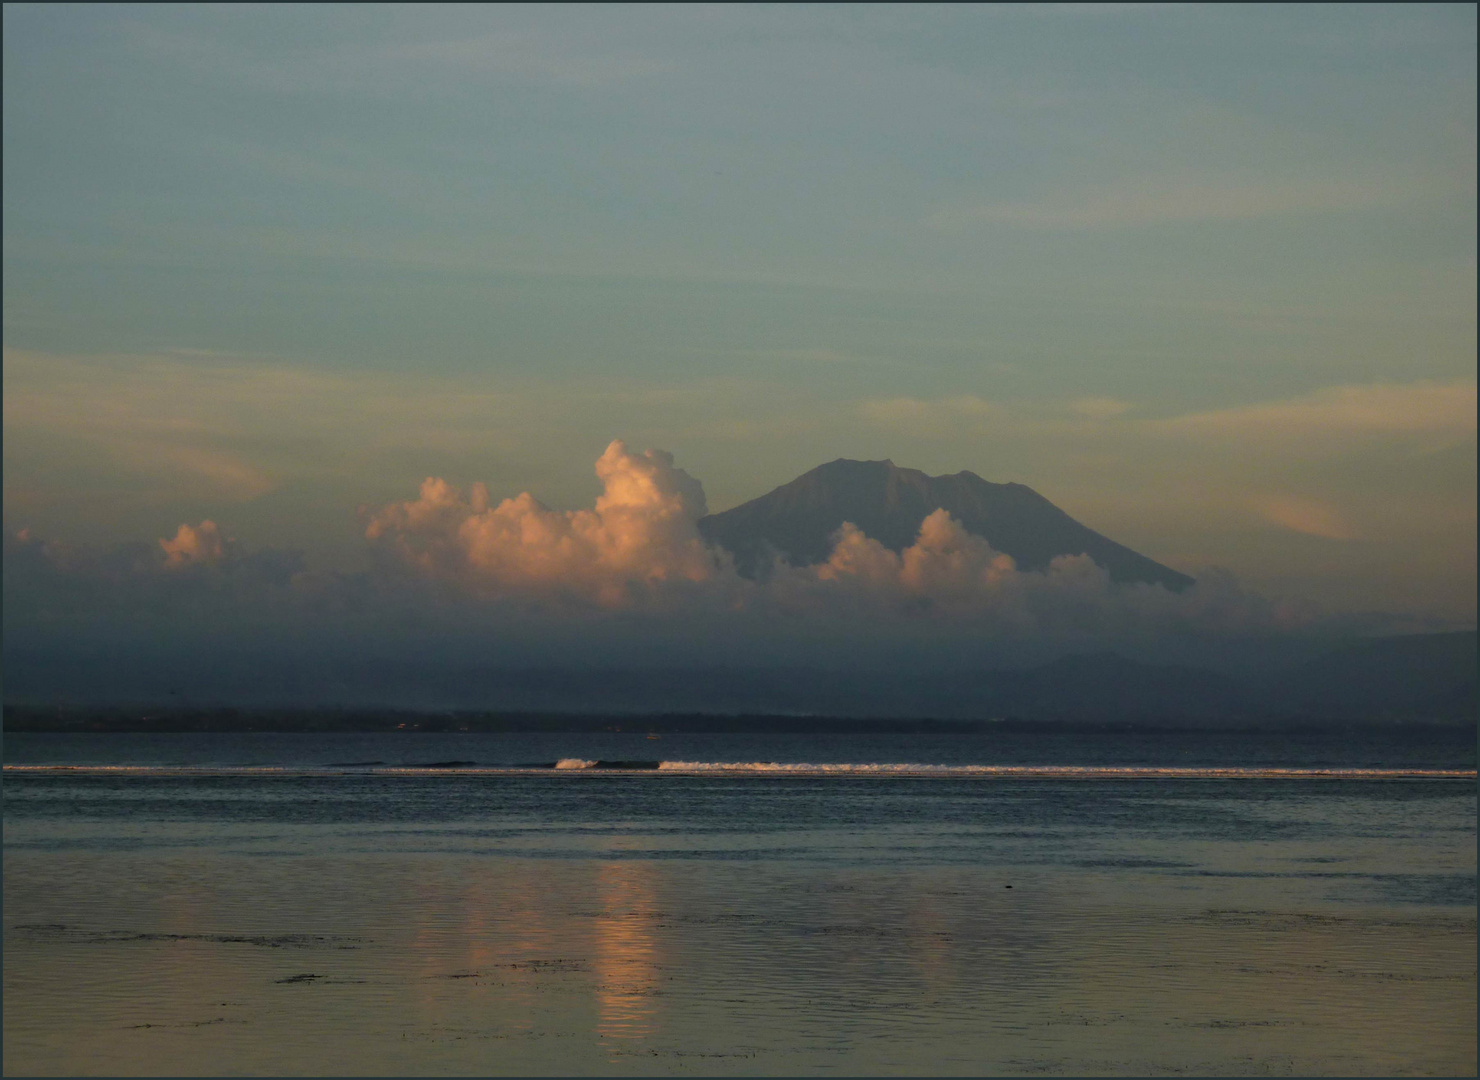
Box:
xmin=353 ymin=440 xmax=1318 ymax=643
xmin=6 ymin=438 xmax=1454 ymax=707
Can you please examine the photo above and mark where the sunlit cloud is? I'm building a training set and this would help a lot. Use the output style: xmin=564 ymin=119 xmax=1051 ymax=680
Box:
xmin=159 ymin=520 xmax=228 ymax=567
xmin=6 ymin=347 xmax=1472 ymax=625
xmin=360 ymin=441 xmax=1313 ymax=637
xmin=931 ymin=176 xmax=1403 ymax=231
xmin=858 ymin=379 xmax=1477 ymax=453
xmin=129 ymin=444 xmax=276 ymax=502
xmin=1255 ymin=497 xmax=1358 ymax=542
xmin=1 ymin=347 xmax=528 ymax=501
xmin=1158 ymin=379 xmax=1477 ymax=444
xmin=365 ymin=440 xmax=720 ymax=607
xmin=1068 ymin=397 xmax=1134 ymax=419
xmin=858 ymin=395 xmax=1000 ymax=426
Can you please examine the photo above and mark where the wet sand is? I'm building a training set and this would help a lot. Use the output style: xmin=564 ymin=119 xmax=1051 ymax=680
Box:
xmin=4 ymin=750 xmax=1475 ymax=1075
xmin=5 ymin=850 xmax=1475 ymax=1076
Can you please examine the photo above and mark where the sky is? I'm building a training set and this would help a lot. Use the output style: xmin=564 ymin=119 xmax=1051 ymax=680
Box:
xmin=3 ymin=5 xmax=1476 ymax=703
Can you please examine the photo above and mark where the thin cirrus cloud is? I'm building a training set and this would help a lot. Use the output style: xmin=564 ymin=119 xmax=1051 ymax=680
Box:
xmin=120 ymin=14 xmax=673 ymax=95
xmin=1254 ymin=497 xmax=1358 ymax=542
xmin=852 ymin=378 xmax=1474 ymax=579
xmin=930 ymin=176 xmax=1407 ymax=231
xmin=1156 ymin=379 xmax=1478 ymax=445
xmin=1068 ymin=397 xmax=1134 ymax=419
xmin=858 ymin=395 xmax=1000 ymax=426
xmin=1 ymin=348 xmax=527 ymax=503
xmin=123 ymin=444 xmax=275 ymax=503
xmin=859 ymin=378 xmax=1478 ymax=448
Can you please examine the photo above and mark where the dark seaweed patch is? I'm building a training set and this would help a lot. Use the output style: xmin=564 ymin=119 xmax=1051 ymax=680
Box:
xmin=13 ymin=924 xmax=367 ymax=948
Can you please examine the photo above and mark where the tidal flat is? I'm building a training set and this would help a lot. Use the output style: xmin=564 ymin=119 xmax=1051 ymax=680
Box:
xmin=3 ymin=731 xmax=1475 ymax=1076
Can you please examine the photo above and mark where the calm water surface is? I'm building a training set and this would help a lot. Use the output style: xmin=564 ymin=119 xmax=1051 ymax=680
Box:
xmin=4 ymin=730 xmax=1476 ymax=1076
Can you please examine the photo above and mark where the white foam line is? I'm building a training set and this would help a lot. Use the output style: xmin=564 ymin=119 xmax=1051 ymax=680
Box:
xmin=3 ymin=763 xmax=1475 ymax=779
xmin=657 ymin=763 xmax=1478 ymax=778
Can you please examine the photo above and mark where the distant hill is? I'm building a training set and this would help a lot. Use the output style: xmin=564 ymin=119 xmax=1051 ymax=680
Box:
xmin=989 ymin=652 xmax=1254 ymax=723
xmin=698 ymin=458 xmax=1193 ymax=590
xmin=6 ymin=633 xmax=1473 ymax=727
xmin=1265 ymin=630 xmax=1478 ymax=722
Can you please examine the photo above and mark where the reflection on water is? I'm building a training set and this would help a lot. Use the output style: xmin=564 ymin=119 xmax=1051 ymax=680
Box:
xmin=593 ymin=861 xmax=660 ymax=1043
xmin=3 ymin=767 xmax=1475 ymax=1076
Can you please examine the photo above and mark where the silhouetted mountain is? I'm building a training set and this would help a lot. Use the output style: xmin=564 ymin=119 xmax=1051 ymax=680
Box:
xmin=990 ymin=652 xmax=1253 ymax=722
xmin=698 ymin=458 xmax=1193 ymax=590
xmin=7 ymin=634 xmax=1474 ymax=727
xmin=1265 ymin=630 xmax=1478 ymax=721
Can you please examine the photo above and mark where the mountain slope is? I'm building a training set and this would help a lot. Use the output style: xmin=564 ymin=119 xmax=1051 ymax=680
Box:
xmin=698 ymin=458 xmax=1193 ymax=590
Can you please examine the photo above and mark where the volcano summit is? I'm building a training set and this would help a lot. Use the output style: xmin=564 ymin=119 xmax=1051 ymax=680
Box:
xmin=698 ymin=458 xmax=1194 ymax=591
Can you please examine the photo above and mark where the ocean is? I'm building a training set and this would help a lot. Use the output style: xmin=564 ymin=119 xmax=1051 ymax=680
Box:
xmin=3 ymin=726 xmax=1475 ymax=1076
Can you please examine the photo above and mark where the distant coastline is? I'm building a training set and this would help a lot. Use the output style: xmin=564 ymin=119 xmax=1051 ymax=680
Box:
xmin=6 ymin=706 xmax=1475 ymax=735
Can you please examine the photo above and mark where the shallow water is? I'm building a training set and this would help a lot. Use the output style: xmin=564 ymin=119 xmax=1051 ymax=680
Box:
xmin=4 ymin=731 xmax=1476 ymax=1075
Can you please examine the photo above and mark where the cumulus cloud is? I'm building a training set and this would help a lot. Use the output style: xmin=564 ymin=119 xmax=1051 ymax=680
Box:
xmin=365 ymin=440 xmax=723 ymax=606
xmin=14 ymin=435 xmax=1445 ymax=710
xmin=160 ymin=520 xmax=229 ymax=567
xmin=7 ymin=439 xmax=1355 ymax=651
xmin=802 ymin=511 xmax=1018 ymax=610
xmin=357 ymin=443 xmax=1322 ymax=644
xmin=754 ymin=510 xmax=1308 ymax=640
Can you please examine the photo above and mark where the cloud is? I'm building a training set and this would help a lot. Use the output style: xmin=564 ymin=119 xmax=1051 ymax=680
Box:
xmin=357 ymin=442 xmax=1322 ymax=642
xmin=131 ymin=445 xmax=275 ymax=502
xmin=364 ymin=440 xmax=722 ymax=607
xmin=0 ymin=347 xmax=534 ymax=511
xmin=858 ymin=380 xmax=1477 ymax=456
xmin=160 ymin=521 xmax=228 ymax=567
xmin=858 ymin=395 xmax=1001 ymax=427
xmin=1255 ymin=497 xmax=1357 ymax=541
xmin=16 ymin=435 xmax=1452 ymax=710
xmin=1158 ymin=379 xmax=1477 ymax=444
xmin=1069 ymin=397 xmax=1133 ymax=419
xmin=931 ymin=176 xmax=1401 ymax=231
xmin=755 ymin=510 xmax=1310 ymax=639
xmin=804 ymin=511 xmax=1019 ymax=608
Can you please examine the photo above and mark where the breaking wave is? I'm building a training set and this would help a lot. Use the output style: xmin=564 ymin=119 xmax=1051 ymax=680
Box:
xmin=3 ymin=763 xmax=1473 ymax=779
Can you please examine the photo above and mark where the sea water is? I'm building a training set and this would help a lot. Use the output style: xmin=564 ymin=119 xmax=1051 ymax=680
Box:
xmin=4 ymin=728 xmax=1475 ymax=1076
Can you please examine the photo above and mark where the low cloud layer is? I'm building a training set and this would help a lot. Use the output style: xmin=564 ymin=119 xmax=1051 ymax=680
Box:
xmin=7 ymin=350 xmax=1471 ymax=622
xmin=349 ymin=441 xmax=1321 ymax=644
xmin=6 ymin=438 xmax=1460 ymax=707
xmin=8 ymin=441 xmax=1450 ymax=645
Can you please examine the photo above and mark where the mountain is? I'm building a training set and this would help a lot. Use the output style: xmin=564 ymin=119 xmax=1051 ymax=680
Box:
xmin=698 ymin=458 xmax=1193 ymax=590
